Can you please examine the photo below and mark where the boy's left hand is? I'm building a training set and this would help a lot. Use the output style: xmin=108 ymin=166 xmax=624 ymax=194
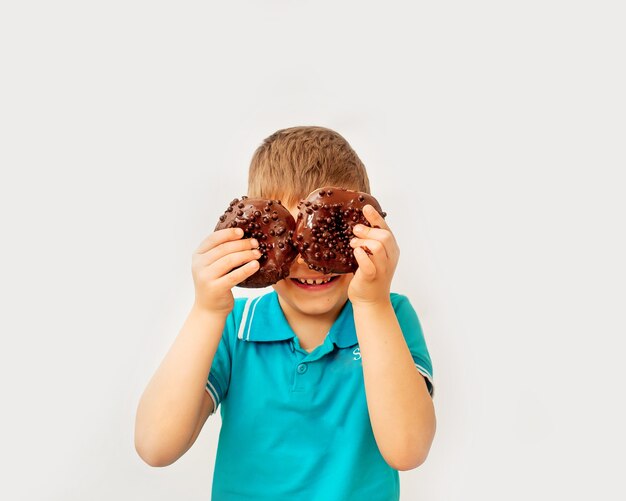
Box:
xmin=348 ymin=204 xmax=400 ymax=306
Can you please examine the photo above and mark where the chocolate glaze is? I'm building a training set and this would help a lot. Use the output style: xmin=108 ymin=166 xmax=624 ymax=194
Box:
xmin=214 ymin=197 xmax=297 ymax=288
xmin=294 ymin=187 xmax=386 ymax=274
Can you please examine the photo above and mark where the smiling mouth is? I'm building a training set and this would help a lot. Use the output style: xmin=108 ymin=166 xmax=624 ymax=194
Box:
xmin=290 ymin=276 xmax=340 ymax=286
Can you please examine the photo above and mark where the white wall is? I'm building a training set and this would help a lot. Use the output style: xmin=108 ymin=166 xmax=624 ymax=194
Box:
xmin=1 ymin=1 xmax=624 ymax=500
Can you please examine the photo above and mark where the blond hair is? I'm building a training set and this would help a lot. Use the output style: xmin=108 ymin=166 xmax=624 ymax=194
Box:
xmin=247 ymin=126 xmax=370 ymax=207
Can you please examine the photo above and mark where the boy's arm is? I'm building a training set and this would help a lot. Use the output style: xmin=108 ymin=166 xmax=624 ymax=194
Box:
xmin=352 ymin=301 xmax=436 ymax=471
xmin=134 ymin=227 xmax=260 ymax=467
xmin=348 ymin=205 xmax=436 ymax=471
xmin=134 ymin=306 xmax=226 ymax=467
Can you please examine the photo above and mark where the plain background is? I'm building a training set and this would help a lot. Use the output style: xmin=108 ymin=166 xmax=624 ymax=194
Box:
xmin=1 ymin=1 xmax=624 ymax=500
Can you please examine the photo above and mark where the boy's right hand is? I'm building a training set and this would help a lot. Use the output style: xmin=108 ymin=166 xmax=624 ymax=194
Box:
xmin=191 ymin=228 xmax=261 ymax=316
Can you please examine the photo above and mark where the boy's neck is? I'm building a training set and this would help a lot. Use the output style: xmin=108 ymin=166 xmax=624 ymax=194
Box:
xmin=277 ymin=295 xmax=347 ymax=351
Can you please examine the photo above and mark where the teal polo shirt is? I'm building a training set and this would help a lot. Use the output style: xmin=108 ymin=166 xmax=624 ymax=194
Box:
xmin=205 ymin=290 xmax=434 ymax=501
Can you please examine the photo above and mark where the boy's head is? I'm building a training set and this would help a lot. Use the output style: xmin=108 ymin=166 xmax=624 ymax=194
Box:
xmin=247 ymin=126 xmax=370 ymax=323
xmin=248 ymin=126 xmax=370 ymax=208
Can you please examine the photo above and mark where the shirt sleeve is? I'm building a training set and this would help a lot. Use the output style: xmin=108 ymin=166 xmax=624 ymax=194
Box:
xmin=391 ymin=293 xmax=435 ymax=398
xmin=204 ymin=297 xmax=247 ymax=415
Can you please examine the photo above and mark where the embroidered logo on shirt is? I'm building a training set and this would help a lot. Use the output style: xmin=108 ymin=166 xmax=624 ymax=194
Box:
xmin=353 ymin=347 xmax=361 ymax=361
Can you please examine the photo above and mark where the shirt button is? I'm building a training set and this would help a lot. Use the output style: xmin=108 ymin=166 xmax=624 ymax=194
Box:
xmin=297 ymin=363 xmax=308 ymax=374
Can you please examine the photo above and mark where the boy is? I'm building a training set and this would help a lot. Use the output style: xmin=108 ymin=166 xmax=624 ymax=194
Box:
xmin=135 ymin=126 xmax=436 ymax=500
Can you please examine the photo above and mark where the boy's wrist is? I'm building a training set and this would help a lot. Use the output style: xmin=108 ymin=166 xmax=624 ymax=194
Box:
xmin=351 ymin=298 xmax=393 ymax=313
xmin=191 ymin=302 xmax=231 ymax=322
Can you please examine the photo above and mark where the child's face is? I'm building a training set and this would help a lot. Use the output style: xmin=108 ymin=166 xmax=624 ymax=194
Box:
xmin=271 ymin=204 xmax=353 ymax=319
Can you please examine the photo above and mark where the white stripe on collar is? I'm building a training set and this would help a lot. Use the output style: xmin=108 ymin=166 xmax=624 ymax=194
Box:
xmin=237 ymin=297 xmax=252 ymax=340
xmin=245 ymin=296 xmax=262 ymax=341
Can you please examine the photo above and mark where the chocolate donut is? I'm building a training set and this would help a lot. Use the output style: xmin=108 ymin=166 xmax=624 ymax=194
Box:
xmin=215 ymin=196 xmax=297 ymax=288
xmin=294 ymin=187 xmax=387 ymax=274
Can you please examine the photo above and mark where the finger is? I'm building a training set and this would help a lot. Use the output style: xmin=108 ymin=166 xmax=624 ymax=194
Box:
xmin=352 ymin=224 xmax=396 ymax=257
xmin=195 ymin=228 xmax=244 ymax=254
xmin=209 ymin=249 xmax=262 ymax=279
xmin=353 ymin=247 xmax=376 ymax=279
xmin=350 ymin=237 xmax=387 ymax=274
xmin=215 ymin=259 xmax=260 ymax=289
xmin=349 ymin=237 xmax=388 ymax=260
xmin=362 ymin=204 xmax=390 ymax=231
xmin=203 ymin=237 xmax=259 ymax=266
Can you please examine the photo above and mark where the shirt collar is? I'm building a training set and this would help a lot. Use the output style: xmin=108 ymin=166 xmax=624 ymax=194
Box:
xmin=241 ymin=291 xmax=358 ymax=348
